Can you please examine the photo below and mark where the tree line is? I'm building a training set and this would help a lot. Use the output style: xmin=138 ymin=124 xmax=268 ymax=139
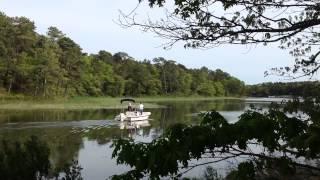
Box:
xmin=0 ymin=12 xmax=245 ymax=98
xmin=246 ymin=81 xmax=320 ymax=97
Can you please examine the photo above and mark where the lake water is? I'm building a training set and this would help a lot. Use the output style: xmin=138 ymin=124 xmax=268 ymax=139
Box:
xmin=0 ymin=98 xmax=274 ymax=179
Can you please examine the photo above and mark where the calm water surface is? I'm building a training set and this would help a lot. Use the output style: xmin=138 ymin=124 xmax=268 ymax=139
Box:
xmin=0 ymin=98 xmax=274 ymax=179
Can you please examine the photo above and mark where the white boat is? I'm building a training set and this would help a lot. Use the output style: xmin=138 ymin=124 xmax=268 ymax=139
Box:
xmin=115 ymin=111 xmax=151 ymax=121
xmin=115 ymin=98 xmax=151 ymax=122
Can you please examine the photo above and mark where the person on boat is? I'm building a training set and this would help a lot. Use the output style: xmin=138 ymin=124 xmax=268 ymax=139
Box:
xmin=128 ymin=102 xmax=132 ymax=111
xmin=139 ymin=102 xmax=144 ymax=115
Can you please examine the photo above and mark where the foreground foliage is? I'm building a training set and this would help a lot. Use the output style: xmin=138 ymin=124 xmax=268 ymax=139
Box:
xmin=112 ymin=97 xmax=320 ymax=179
xmin=129 ymin=0 xmax=320 ymax=78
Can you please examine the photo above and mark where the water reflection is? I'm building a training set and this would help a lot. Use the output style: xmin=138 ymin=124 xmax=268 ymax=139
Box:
xmin=1 ymin=120 xmax=116 ymax=130
xmin=0 ymin=109 xmax=118 ymax=124
xmin=0 ymin=99 xmax=273 ymax=179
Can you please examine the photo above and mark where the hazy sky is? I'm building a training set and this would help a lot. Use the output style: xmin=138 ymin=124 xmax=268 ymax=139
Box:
xmin=0 ymin=0 xmax=308 ymax=84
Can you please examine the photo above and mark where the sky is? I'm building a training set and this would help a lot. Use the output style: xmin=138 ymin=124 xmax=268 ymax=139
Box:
xmin=0 ymin=0 xmax=310 ymax=84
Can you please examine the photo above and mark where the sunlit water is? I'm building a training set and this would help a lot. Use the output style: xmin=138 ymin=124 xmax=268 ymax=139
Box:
xmin=0 ymin=98 xmax=275 ymax=179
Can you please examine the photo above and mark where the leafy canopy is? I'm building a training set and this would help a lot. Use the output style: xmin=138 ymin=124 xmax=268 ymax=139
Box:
xmin=123 ymin=0 xmax=320 ymax=77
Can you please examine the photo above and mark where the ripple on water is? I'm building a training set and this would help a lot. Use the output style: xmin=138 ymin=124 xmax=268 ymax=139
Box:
xmin=0 ymin=119 xmax=118 ymax=130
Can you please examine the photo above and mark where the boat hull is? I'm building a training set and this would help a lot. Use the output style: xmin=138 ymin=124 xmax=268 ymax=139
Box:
xmin=115 ymin=112 xmax=151 ymax=122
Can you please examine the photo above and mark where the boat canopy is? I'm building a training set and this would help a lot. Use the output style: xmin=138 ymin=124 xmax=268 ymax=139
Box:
xmin=120 ymin=98 xmax=135 ymax=104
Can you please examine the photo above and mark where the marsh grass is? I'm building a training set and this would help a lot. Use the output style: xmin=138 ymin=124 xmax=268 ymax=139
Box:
xmin=0 ymin=96 xmax=243 ymax=110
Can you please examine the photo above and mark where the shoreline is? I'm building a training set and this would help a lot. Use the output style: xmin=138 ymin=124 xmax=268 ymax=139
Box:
xmin=0 ymin=96 xmax=244 ymax=110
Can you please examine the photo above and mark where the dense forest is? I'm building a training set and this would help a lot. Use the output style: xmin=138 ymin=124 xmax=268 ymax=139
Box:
xmin=0 ymin=12 xmax=245 ymax=97
xmin=246 ymin=81 xmax=320 ymax=97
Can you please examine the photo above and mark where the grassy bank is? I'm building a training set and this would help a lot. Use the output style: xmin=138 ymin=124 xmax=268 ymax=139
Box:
xmin=0 ymin=96 xmax=244 ymax=110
